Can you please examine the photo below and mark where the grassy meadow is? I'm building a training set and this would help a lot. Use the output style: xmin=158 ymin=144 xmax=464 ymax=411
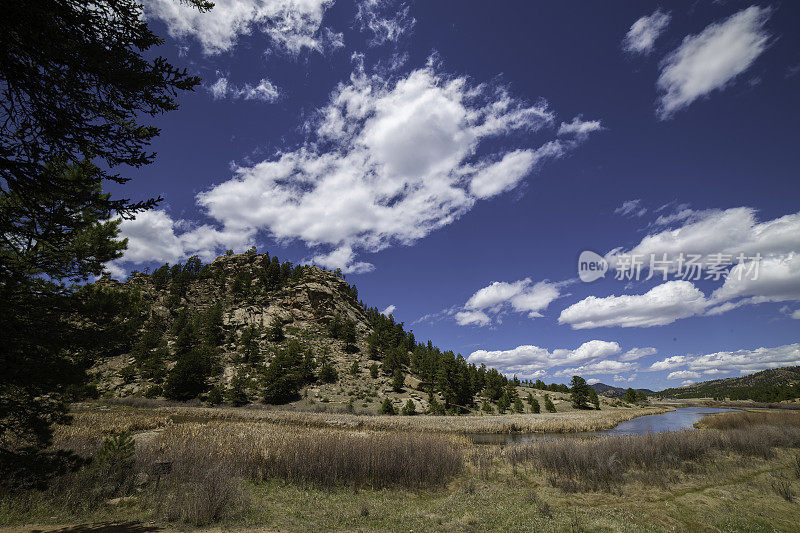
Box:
xmin=2 ymin=404 xmax=800 ymax=532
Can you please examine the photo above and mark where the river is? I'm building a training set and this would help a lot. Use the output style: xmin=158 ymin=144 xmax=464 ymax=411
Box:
xmin=470 ymin=406 xmax=737 ymax=445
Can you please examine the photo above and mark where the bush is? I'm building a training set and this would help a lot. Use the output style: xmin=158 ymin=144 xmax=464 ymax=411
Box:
xmin=369 ymin=363 xmax=379 ymax=379
xmin=350 ymin=359 xmax=360 ymax=375
xmin=160 ymin=467 xmax=250 ymax=526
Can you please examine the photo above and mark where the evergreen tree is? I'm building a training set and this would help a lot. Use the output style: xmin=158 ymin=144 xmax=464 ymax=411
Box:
xmin=350 ymin=359 xmax=360 ymax=376
xmin=589 ymin=387 xmax=600 ymax=410
xmin=238 ymin=325 xmax=261 ymax=363
xmin=624 ymin=388 xmax=637 ymax=404
xmin=318 ymin=360 xmax=338 ymax=384
xmin=531 ymin=397 xmax=541 ymax=414
xmin=268 ymin=318 xmax=285 ymax=343
xmin=379 ymin=398 xmax=396 ymax=415
xmin=544 ymin=394 xmax=556 ymax=413
xmin=401 ymin=399 xmax=417 ymax=416
xmin=163 ymin=346 xmax=217 ymax=401
xmin=370 ymin=363 xmax=379 ymax=379
xmin=570 ymin=376 xmax=591 ymax=409
xmin=513 ymin=396 xmax=525 ymax=414
xmin=225 ymin=371 xmax=250 ymax=407
xmin=392 ymin=368 xmax=405 ymax=392
xmin=481 ymin=399 xmax=494 ymax=414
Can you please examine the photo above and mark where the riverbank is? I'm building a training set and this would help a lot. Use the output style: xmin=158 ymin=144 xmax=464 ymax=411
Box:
xmin=2 ymin=408 xmax=800 ymax=531
xmin=60 ymin=400 xmax=670 ymax=436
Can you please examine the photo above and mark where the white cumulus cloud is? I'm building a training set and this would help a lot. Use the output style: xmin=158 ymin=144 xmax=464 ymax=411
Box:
xmin=456 ymin=278 xmax=564 ymax=326
xmin=143 ymin=0 xmax=342 ymax=55
xmin=559 ymin=280 xmax=708 ymax=329
xmin=619 ymin=347 xmax=658 ymax=361
xmin=651 ymin=343 xmax=800 ymax=376
xmin=467 ymin=340 xmax=622 ymax=378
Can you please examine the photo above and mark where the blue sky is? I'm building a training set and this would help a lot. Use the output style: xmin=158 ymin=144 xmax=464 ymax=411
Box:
xmin=112 ymin=0 xmax=800 ymax=390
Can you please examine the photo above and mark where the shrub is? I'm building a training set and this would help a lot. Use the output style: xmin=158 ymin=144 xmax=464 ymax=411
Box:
xmin=160 ymin=467 xmax=249 ymax=526
xmin=350 ymin=359 xmax=360 ymax=375
xmin=369 ymin=363 xmax=379 ymax=379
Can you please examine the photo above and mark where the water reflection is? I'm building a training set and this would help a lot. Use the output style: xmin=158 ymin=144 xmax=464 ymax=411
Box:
xmin=470 ymin=406 xmax=737 ymax=445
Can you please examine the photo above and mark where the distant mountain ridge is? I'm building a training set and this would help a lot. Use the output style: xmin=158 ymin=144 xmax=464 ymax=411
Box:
xmin=590 ymin=383 xmax=654 ymax=398
xmin=656 ymin=366 xmax=800 ymax=402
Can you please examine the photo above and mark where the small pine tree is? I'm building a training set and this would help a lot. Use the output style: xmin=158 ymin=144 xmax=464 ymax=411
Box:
xmin=226 ymin=371 xmax=250 ymax=407
xmin=401 ymin=399 xmax=417 ymax=416
xmin=624 ymin=387 xmax=637 ymax=404
xmin=268 ymin=318 xmax=285 ymax=343
xmin=497 ymin=392 xmax=510 ymax=414
xmin=369 ymin=362 xmax=379 ymax=379
xmin=346 ymin=398 xmax=355 ymax=412
xmin=481 ymin=399 xmax=494 ymax=414
xmin=531 ymin=397 xmax=541 ymax=414
xmin=392 ymin=368 xmax=405 ymax=392
xmin=379 ymin=398 xmax=397 ymax=415
xmin=428 ymin=396 xmax=445 ymax=415
xmin=589 ymin=387 xmax=600 ymax=410
xmin=318 ymin=360 xmax=339 ymax=384
xmin=350 ymin=359 xmax=360 ymax=375
xmin=544 ymin=394 xmax=556 ymax=413
xmin=206 ymin=385 xmax=224 ymax=405
xmin=513 ymin=396 xmax=525 ymax=414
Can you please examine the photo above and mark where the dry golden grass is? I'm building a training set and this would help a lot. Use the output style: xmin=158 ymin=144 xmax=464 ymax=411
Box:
xmin=66 ymin=402 xmax=666 ymax=436
xmin=139 ymin=421 xmax=464 ymax=488
xmin=698 ymin=409 xmax=800 ymax=430
xmin=6 ymin=406 xmax=800 ymax=531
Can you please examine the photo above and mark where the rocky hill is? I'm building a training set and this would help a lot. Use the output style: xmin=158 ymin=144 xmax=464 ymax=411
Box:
xmin=656 ymin=366 xmax=800 ymax=402
xmin=87 ymin=250 xmax=531 ymax=415
xmin=590 ymin=383 xmax=654 ymax=399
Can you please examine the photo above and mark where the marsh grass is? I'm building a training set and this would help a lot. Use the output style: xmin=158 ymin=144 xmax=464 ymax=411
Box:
xmin=506 ymin=422 xmax=800 ymax=492
xmin=140 ymin=422 xmax=464 ymax=488
xmin=698 ymin=410 xmax=800 ymax=430
xmin=68 ymin=401 xmax=667 ymax=435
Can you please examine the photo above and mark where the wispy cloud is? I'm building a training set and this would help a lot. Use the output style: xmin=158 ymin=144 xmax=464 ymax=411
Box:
xmin=622 ymin=8 xmax=671 ymax=56
xmin=657 ymin=6 xmax=772 ymax=118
